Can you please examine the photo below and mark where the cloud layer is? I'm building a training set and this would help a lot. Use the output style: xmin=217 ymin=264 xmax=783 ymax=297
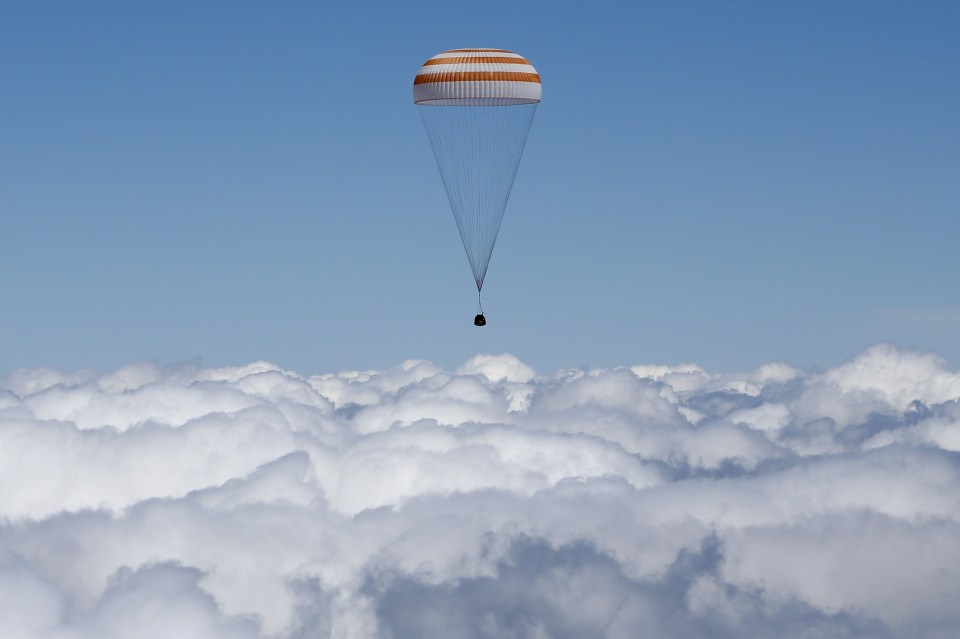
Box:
xmin=2 ymin=344 xmax=959 ymax=638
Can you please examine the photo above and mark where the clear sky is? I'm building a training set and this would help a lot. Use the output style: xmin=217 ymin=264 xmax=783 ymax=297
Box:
xmin=1 ymin=0 xmax=958 ymax=375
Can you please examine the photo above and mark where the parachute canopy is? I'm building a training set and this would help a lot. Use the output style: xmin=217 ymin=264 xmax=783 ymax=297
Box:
xmin=414 ymin=49 xmax=541 ymax=308
xmin=414 ymin=48 xmax=542 ymax=106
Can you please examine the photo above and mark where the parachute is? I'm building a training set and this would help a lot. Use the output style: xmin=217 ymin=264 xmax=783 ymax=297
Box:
xmin=414 ymin=48 xmax=541 ymax=326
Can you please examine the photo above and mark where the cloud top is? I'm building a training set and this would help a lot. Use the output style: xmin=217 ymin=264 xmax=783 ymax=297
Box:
xmin=2 ymin=344 xmax=959 ymax=637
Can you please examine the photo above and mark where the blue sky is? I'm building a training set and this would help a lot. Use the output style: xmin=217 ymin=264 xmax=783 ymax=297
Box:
xmin=1 ymin=0 xmax=958 ymax=375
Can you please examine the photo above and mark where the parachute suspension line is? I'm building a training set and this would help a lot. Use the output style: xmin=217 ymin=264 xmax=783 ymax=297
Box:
xmin=419 ymin=103 xmax=537 ymax=292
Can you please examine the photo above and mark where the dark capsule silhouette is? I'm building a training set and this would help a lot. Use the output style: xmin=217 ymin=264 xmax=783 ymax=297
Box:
xmin=474 ymin=314 xmax=487 ymax=327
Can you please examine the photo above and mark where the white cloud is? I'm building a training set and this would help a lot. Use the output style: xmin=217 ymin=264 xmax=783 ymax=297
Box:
xmin=1 ymin=346 xmax=959 ymax=637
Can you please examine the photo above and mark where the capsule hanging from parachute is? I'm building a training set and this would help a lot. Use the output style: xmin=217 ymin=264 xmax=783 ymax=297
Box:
xmin=414 ymin=48 xmax=541 ymax=327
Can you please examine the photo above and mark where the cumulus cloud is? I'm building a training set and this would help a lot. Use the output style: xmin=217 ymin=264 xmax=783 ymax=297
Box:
xmin=1 ymin=343 xmax=959 ymax=637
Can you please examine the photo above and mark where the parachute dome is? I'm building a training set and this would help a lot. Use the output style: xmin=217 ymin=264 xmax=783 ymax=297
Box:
xmin=414 ymin=49 xmax=542 ymax=106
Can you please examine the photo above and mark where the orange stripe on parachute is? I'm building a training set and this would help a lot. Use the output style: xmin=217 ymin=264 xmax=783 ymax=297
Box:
xmin=414 ymin=71 xmax=541 ymax=85
xmin=423 ymin=56 xmax=531 ymax=66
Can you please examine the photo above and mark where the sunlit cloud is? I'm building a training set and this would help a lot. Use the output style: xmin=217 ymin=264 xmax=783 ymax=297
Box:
xmin=2 ymin=343 xmax=959 ymax=637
